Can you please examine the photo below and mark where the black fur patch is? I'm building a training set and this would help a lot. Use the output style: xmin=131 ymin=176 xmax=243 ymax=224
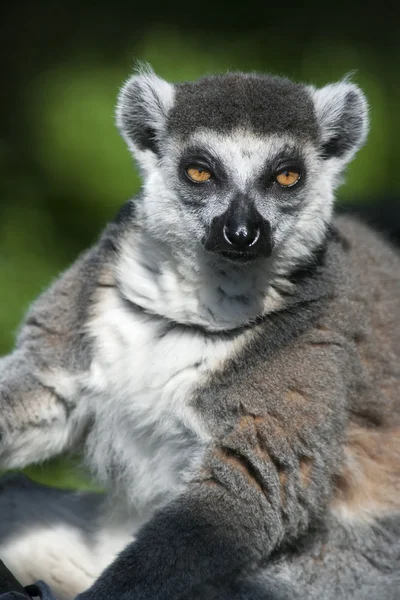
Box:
xmin=112 ymin=199 xmax=136 ymax=227
xmin=168 ymin=73 xmax=319 ymax=141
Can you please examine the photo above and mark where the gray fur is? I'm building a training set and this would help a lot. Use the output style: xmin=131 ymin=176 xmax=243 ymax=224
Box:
xmin=168 ymin=72 xmax=320 ymax=140
xmin=0 ymin=68 xmax=399 ymax=600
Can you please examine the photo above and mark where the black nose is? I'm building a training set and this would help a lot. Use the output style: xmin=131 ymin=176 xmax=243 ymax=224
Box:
xmin=223 ymin=223 xmax=260 ymax=250
xmin=204 ymin=195 xmax=273 ymax=261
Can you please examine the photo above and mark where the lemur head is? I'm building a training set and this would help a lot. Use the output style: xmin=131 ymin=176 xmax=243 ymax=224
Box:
xmin=115 ymin=67 xmax=368 ymax=330
xmin=116 ymin=67 xmax=368 ymax=275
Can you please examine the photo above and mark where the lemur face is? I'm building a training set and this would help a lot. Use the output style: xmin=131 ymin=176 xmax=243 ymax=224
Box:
xmin=117 ymin=68 xmax=368 ymax=270
xmin=160 ymin=129 xmax=320 ymax=264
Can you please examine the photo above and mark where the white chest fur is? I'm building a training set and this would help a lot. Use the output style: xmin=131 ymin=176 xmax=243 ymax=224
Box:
xmin=83 ymin=288 xmax=242 ymax=513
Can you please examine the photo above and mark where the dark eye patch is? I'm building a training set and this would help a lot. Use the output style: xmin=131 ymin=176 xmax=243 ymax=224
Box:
xmin=259 ymin=148 xmax=306 ymax=188
xmin=178 ymin=145 xmax=228 ymax=184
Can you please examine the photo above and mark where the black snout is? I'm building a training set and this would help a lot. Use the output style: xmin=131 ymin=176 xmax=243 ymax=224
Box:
xmin=223 ymin=222 xmax=260 ymax=250
xmin=204 ymin=195 xmax=273 ymax=262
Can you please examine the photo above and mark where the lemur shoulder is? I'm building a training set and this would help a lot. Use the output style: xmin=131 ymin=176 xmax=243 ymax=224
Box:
xmin=0 ymin=68 xmax=399 ymax=600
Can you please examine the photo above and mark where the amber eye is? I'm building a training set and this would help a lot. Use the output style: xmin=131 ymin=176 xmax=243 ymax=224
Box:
xmin=186 ymin=166 xmax=212 ymax=183
xmin=275 ymin=169 xmax=301 ymax=187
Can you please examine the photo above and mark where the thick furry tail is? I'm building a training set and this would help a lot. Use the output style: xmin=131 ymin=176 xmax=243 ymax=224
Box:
xmin=0 ymin=475 xmax=129 ymax=600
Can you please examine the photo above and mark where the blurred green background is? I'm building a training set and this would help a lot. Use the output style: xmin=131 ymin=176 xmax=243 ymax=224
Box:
xmin=0 ymin=0 xmax=399 ymax=489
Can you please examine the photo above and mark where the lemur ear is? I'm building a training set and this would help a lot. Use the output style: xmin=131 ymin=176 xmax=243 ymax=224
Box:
xmin=309 ymin=79 xmax=369 ymax=162
xmin=116 ymin=66 xmax=175 ymax=160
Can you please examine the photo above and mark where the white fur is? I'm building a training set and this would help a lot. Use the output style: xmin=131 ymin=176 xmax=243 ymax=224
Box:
xmin=0 ymin=524 xmax=100 ymax=600
xmin=0 ymin=497 xmax=134 ymax=600
xmin=81 ymin=286 xmax=247 ymax=512
xmin=117 ymin=226 xmax=285 ymax=332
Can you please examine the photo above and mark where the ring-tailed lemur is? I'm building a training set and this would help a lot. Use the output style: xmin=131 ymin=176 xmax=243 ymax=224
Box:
xmin=0 ymin=68 xmax=399 ymax=600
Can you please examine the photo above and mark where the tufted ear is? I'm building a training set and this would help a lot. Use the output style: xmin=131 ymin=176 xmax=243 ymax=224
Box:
xmin=309 ymin=79 xmax=369 ymax=163
xmin=116 ymin=66 xmax=175 ymax=164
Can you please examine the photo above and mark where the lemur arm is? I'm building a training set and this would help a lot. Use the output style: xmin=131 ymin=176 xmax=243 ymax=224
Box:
xmin=0 ymin=351 xmax=81 ymax=469
xmin=77 ymin=330 xmax=349 ymax=600
xmin=0 ymin=251 xmax=98 ymax=470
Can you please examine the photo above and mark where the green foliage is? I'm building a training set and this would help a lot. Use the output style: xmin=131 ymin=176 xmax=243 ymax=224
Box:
xmin=2 ymin=457 xmax=102 ymax=491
